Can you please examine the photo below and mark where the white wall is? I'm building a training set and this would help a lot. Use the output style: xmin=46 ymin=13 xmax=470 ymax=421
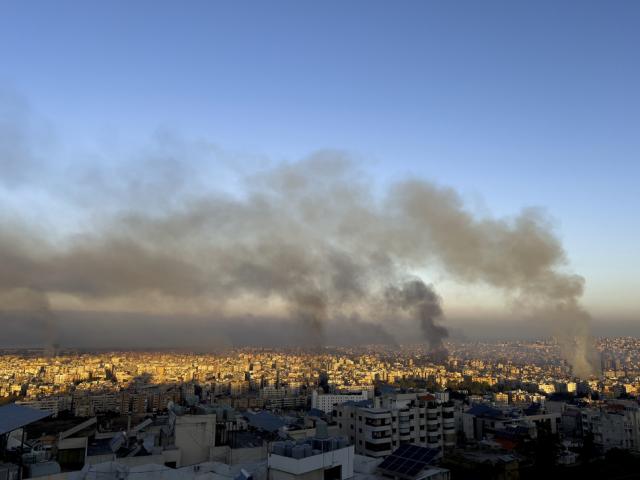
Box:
xmin=268 ymin=446 xmax=354 ymax=480
xmin=311 ymin=391 xmax=368 ymax=414
xmin=174 ymin=414 xmax=216 ymax=466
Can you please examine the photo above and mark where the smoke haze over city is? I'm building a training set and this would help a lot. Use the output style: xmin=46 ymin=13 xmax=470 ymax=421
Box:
xmin=0 ymin=117 xmax=603 ymax=375
xmin=1 ymin=2 xmax=639 ymax=378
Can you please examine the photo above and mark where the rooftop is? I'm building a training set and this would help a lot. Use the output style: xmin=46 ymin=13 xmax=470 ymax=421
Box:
xmin=0 ymin=403 xmax=52 ymax=436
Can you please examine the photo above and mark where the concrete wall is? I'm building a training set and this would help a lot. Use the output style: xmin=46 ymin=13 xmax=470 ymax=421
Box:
xmin=209 ymin=445 xmax=268 ymax=464
xmin=174 ymin=414 xmax=216 ymax=466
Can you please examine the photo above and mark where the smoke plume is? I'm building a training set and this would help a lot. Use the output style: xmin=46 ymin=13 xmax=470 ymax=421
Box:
xmin=385 ymin=279 xmax=448 ymax=357
xmin=0 ymin=101 xmax=598 ymax=375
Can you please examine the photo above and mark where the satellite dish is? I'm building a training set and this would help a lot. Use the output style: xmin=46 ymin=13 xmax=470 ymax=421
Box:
xmin=109 ymin=432 xmax=127 ymax=453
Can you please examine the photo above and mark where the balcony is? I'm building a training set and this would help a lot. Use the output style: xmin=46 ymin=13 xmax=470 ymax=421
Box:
xmin=365 ymin=441 xmax=392 ymax=455
xmin=369 ymin=430 xmax=392 ymax=440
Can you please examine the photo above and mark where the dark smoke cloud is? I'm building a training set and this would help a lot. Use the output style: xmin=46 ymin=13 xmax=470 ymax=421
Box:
xmin=0 ymin=100 xmax=598 ymax=375
xmin=0 ymin=288 xmax=58 ymax=354
xmin=385 ymin=279 xmax=448 ymax=354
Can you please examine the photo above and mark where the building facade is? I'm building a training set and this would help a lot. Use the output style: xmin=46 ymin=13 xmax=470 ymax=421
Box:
xmin=311 ymin=390 xmax=368 ymax=414
xmin=334 ymin=393 xmax=455 ymax=458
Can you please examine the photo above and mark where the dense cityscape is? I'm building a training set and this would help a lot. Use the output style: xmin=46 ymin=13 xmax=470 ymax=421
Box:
xmin=4 ymin=338 xmax=640 ymax=414
xmin=1 ymin=338 xmax=640 ymax=478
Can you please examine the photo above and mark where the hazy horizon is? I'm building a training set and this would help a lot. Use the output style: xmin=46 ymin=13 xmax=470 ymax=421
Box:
xmin=1 ymin=308 xmax=638 ymax=351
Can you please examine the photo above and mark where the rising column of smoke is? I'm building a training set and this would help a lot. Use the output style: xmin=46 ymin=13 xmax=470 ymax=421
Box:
xmin=385 ymin=279 xmax=448 ymax=357
xmin=379 ymin=181 xmax=598 ymax=377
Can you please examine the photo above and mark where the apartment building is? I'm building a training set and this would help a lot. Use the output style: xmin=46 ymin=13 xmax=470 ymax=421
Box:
xmin=311 ymin=389 xmax=368 ymax=414
xmin=584 ymin=400 xmax=640 ymax=452
xmin=334 ymin=393 xmax=455 ymax=458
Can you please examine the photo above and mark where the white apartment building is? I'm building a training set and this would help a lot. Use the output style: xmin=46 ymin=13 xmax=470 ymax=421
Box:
xmin=585 ymin=401 xmax=640 ymax=452
xmin=311 ymin=389 xmax=368 ymax=414
xmin=334 ymin=393 xmax=455 ymax=458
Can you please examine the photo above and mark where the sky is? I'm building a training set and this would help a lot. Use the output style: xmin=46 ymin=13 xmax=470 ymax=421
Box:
xmin=0 ymin=1 xmax=638 ymax=346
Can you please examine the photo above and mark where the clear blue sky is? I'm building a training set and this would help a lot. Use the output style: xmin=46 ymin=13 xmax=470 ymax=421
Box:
xmin=0 ymin=0 xmax=638 ymax=318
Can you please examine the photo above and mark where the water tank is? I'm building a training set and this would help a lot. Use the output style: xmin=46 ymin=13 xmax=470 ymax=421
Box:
xmin=302 ymin=444 xmax=313 ymax=457
xmin=291 ymin=445 xmax=306 ymax=459
xmin=272 ymin=442 xmax=285 ymax=455
xmin=284 ymin=441 xmax=294 ymax=457
xmin=313 ymin=438 xmax=332 ymax=452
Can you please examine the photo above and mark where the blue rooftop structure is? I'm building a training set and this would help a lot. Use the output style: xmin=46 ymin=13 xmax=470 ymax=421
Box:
xmin=244 ymin=411 xmax=286 ymax=433
xmin=307 ymin=408 xmax=326 ymax=418
xmin=0 ymin=403 xmax=52 ymax=436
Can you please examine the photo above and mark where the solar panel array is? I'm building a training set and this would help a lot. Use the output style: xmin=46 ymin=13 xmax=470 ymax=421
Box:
xmin=377 ymin=444 xmax=439 ymax=478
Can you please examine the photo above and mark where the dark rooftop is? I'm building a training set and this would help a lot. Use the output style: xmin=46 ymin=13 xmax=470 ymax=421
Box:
xmin=0 ymin=404 xmax=52 ymax=436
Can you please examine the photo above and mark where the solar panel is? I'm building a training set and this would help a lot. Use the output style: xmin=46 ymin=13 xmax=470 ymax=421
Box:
xmin=406 ymin=463 xmax=423 ymax=476
xmin=377 ymin=444 xmax=440 ymax=478
xmin=378 ymin=455 xmax=400 ymax=470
